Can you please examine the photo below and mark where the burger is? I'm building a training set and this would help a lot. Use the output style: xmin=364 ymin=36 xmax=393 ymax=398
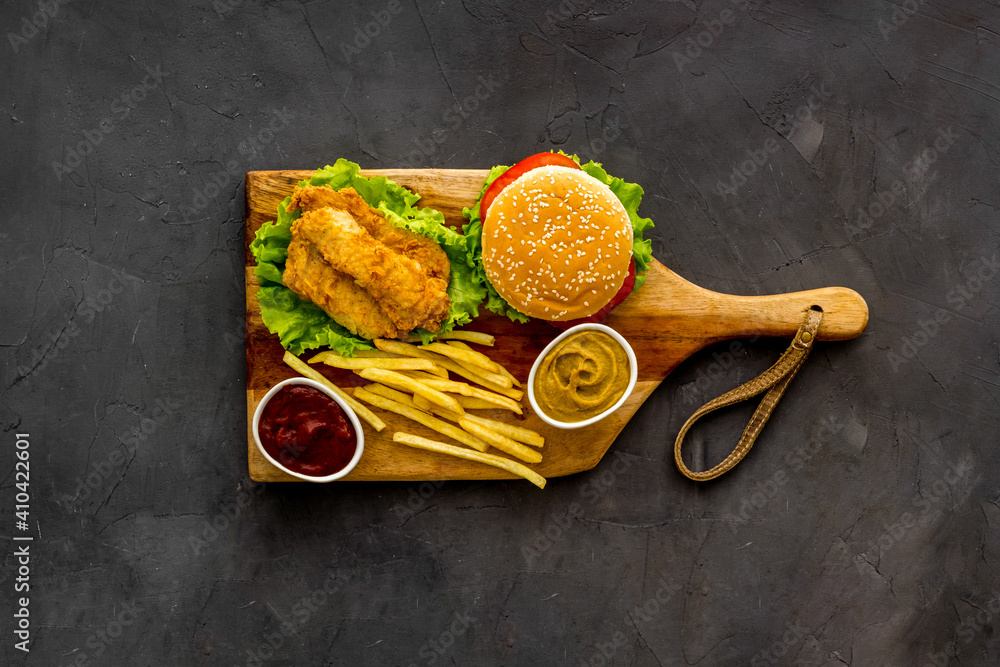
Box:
xmin=465 ymin=152 xmax=653 ymax=327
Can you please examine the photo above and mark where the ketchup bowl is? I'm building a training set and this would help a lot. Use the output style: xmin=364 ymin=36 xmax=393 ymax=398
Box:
xmin=252 ymin=378 xmax=364 ymax=482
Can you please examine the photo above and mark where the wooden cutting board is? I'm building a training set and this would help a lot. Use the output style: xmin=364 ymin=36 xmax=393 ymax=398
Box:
xmin=245 ymin=169 xmax=869 ymax=482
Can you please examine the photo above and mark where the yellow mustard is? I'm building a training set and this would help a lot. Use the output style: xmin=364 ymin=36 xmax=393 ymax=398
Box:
xmin=533 ymin=330 xmax=630 ymax=423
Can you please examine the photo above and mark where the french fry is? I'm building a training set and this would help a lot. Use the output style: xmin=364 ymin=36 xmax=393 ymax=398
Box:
xmin=441 ymin=354 xmax=513 ymax=388
xmin=353 ymin=387 xmax=487 ymax=452
xmin=399 ymin=373 xmax=475 ymax=396
xmin=456 ymin=396 xmax=522 ymax=414
xmin=481 ymin=378 xmax=521 ymax=400
xmin=460 ymin=420 xmax=543 ymax=464
xmin=426 ymin=405 xmax=473 ymax=424
xmin=428 ymin=406 xmax=544 ymax=447
xmin=422 ymin=342 xmax=499 ymax=373
xmin=496 ymin=364 xmax=522 ymax=388
xmin=373 ymin=339 xmax=429 ymax=359
xmin=397 ymin=370 xmax=447 ymax=381
xmin=416 ymin=356 xmax=521 ymax=399
xmin=350 ymin=349 xmax=448 ymax=378
xmin=309 ymin=351 xmax=440 ymax=372
xmin=356 ymin=368 xmax=464 ymax=414
xmin=375 ymin=339 xmax=521 ymax=397
xmin=417 ymin=365 xmax=448 ymax=379
xmin=393 ymin=432 xmax=545 ymax=489
xmin=447 ymin=331 xmax=495 ymax=346
xmin=457 ymin=361 xmax=512 ymax=388
xmin=449 ymin=341 xmax=522 ymax=388
xmin=428 ymin=356 xmax=521 ymax=398
xmin=374 ymin=340 xmax=458 ymax=376
xmin=405 ymin=330 xmax=495 ymax=346
xmin=462 ymin=386 xmax=523 ymax=412
xmin=354 ymin=349 xmax=401 ymax=359
xmin=281 ymin=351 xmax=386 ymax=432
xmin=363 ymin=383 xmax=416 ymax=407
xmin=465 ymin=414 xmax=543 ymax=447
xmin=400 ymin=375 xmax=523 ymax=412
xmin=412 ymin=394 xmax=433 ymax=411
xmin=426 ymin=366 xmax=449 ymax=379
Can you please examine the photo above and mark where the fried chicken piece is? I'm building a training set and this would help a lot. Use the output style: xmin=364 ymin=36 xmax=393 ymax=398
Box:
xmin=290 ymin=185 xmax=450 ymax=282
xmin=283 ymin=240 xmax=403 ymax=340
xmin=292 ymin=208 xmax=451 ymax=333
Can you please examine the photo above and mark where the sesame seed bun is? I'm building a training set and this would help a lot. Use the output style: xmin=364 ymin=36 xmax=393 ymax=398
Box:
xmin=481 ymin=165 xmax=633 ymax=321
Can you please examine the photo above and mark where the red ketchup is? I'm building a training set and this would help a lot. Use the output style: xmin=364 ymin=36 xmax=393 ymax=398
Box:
xmin=258 ymin=385 xmax=357 ymax=477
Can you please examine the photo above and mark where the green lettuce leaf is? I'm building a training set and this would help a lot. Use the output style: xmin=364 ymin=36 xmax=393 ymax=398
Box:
xmin=461 ymin=165 xmax=529 ymax=323
xmin=461 ymin=154 xmax=655 ymax=323
xmin=250 ymin=159 xmax=485 ymax=356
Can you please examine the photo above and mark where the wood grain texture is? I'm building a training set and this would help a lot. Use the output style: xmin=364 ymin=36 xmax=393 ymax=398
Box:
xmin=245 ymin=169 xmax=868 ymax=482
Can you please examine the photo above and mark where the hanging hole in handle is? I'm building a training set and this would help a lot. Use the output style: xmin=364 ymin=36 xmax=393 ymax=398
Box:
xmin=798 ymin=306 xmax=824 ymax=344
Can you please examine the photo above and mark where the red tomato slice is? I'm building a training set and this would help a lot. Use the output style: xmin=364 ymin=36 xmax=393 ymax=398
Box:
xmin=479 ymin=152 xmax=581 ymax=221
xmin=550 ymin=258 xmax=637 ymax=330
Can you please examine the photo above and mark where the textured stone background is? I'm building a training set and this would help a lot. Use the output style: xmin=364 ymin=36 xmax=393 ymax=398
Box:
xmin=3 ymin=0 xmax=999 ymax=665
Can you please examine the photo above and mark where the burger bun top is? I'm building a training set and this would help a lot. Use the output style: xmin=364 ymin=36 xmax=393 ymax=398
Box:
xmin=481 ymin=165 xmax=632 ymax=321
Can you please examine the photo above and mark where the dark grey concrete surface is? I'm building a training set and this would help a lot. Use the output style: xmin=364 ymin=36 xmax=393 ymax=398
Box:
xmin=3 ymin=0 xmax=999 ymax=665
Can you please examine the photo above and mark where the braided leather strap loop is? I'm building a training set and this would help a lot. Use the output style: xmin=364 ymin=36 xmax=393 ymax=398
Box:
xmin=674 ymin=307 xmax=824 ymax=481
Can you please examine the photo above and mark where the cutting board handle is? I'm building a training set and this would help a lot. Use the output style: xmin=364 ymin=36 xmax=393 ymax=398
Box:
xmin=621 ymin=263 xmax=869 ymax=345
xmin=708 ymin=284 xmax=869 ymax=341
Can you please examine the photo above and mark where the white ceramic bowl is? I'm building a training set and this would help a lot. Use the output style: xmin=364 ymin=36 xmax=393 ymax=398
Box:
xmin=527 ymin=323 xmax=638 ymax=429
xmin=252 ymin=377 xmax=364 ymax=482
